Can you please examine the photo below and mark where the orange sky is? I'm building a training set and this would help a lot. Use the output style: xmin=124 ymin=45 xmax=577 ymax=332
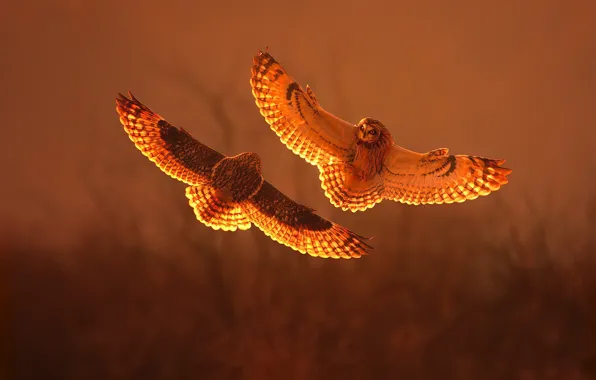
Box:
xmin=2 ymin=0 xmax=596 ymax=250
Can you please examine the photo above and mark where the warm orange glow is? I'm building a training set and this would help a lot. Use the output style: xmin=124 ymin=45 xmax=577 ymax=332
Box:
xmin=115 ymin=92 xmax=372 ymax=259
xmin=250 ymin=50 xmax=513 ymax=212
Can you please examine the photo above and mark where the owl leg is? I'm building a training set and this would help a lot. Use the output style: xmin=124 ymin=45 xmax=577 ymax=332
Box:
xmin=344 ymin=164 xmax=371 ymax=189
xmin=185 ymin=185 xmax=252 ymax=231
xmin=344 ymin=163 xmax=367 ymax=182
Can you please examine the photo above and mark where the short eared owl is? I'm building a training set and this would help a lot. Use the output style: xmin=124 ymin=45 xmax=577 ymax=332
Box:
xmin=115 ymin=92 xmax=372 ymax=259
xmin=250 ymin=50 xmax=512 ymax=212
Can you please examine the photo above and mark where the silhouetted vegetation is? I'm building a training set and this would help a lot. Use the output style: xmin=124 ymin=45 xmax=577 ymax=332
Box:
xmin=5 ymin=196 xmax=596 ymax=380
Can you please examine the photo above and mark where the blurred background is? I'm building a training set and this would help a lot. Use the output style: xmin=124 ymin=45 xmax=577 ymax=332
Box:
xmin=2 ymin=0 xmax=596 ymax=378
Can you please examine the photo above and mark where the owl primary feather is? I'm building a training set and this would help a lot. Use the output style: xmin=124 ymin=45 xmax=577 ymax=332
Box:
xmin=115 ymin=92 xmax=372 ymax=259
xmin=250 ymin=49 xmax=513 ymax=212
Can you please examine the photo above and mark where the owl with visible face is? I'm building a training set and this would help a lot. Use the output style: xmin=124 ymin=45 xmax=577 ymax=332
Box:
xmin=115 ymin=92 xmax=372 ymax=259
xmin=250 ymin=49 xmax=512 ymax=212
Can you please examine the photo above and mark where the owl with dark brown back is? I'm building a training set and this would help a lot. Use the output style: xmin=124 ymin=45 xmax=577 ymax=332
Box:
xmin=250 ymin=49 xmax=513 ymax=212
xmin=115 ymin=92 xmax=372 ymax=259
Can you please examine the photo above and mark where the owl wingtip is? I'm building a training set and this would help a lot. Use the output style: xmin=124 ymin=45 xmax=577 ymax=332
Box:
xmin=501 ymin=167 xmax=513 ymax=176
xmin=356 ymin=233 xmax=375 ymax=251
xmin=255 ymin=47 xmax=273 ymax=62
xmin=492 ymin=158 xmax=513 ymax=175
xmin=116 ymin=92 xmax=129 ymax=103
xmin=116 ymin=91 xmax=138 ymax=103
xmin=486 ymin=158 xmax=512 ymax=176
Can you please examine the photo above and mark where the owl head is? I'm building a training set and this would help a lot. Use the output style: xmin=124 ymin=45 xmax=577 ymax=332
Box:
xmin=356 ymin=118 xmax=392 ymax=146
xmin=239 ymin=152 xmax=262 ymax=173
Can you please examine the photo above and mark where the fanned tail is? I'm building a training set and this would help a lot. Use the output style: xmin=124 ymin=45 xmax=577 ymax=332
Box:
xmin=319 ymin=163 xmax=385 ymax=212
xmin=185 ymin=185 xmax=251 ymax=231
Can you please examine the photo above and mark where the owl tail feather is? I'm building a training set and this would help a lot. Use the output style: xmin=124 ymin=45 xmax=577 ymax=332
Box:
xmin=319 ymin=163 xmax=385 ymax=212
xmin=185 ymin=185 xmax=252 ymax=232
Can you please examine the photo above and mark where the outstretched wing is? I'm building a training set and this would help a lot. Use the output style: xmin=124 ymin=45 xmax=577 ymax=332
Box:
xmin=250 ymin=50 xmax=355 ymax=166
xmin=381 ymin=146 xmax=512 ymax=205
xmin=115 ymin=92 xmax=225 ymax=185
xmin=241 ymin=181 xmax=372 ymax=259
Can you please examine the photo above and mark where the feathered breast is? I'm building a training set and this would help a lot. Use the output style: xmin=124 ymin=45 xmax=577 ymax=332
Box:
xmin=353 ymin=130 xmax=394 ymax=179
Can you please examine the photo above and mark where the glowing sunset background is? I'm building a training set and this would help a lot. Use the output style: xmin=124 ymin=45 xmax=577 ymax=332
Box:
xmin=3 ymin=0 xmax=596 ymax=378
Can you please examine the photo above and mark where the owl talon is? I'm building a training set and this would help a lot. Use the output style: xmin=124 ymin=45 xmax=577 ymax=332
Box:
xmin=353 ymin=166 xmax=368 ymax=181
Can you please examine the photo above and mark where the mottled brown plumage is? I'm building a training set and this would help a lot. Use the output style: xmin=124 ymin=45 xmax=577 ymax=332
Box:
xmin=352 ymin=118 xmax=394 ymax=181
xmin=115 ymin=92 xmax=372 ymax=258
xmin=250 ymin=49 xmax=513 ymax=212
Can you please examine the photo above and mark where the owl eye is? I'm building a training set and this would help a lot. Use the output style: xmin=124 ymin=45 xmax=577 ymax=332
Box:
xmin=368 ymin=129 xmax=377 ymax=135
